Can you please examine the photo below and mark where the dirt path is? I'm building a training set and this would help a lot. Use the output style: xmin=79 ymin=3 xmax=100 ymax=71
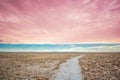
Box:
xmin=51 ymin=55 xmax=83 ymax=80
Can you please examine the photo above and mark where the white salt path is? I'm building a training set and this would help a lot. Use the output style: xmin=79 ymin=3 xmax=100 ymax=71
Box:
xmin=51 ymin=55 xmax=83 ymax=80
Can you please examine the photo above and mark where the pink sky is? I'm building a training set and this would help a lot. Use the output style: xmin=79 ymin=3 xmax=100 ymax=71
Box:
xmin=0 ymin=0 xmax=120 ymax=44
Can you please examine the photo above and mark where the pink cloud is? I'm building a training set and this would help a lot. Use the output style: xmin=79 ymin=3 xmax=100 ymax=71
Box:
xmin=0 ymin=0 xmax=120 ymax=43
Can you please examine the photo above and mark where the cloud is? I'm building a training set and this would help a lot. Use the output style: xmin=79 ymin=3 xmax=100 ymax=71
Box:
xmin=0 ymin=0 xmax=120 ymax=43
xmin=69 ymin=45 xmax=120 ymax=52
xmin=0 ymin=39 xmax=3 ymax=42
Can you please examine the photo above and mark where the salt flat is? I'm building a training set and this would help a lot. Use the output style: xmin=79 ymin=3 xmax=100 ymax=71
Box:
xmin=51 ymin=55 xmax=83 ymax=80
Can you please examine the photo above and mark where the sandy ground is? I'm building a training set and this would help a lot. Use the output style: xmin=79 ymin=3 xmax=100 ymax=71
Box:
xmin=0 ymin=52 xmax=79 ymax=80
xmin=50 ymin=55 xmax=83 ymax=80
xmin=1 ymin=52 xmax=119 ymax=80
xmin=79 ymin=53 xmax=120 ymax=80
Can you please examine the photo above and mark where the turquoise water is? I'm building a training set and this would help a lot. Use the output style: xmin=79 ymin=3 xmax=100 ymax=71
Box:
xmin=0 ymin=43 xmax=120 ymax=52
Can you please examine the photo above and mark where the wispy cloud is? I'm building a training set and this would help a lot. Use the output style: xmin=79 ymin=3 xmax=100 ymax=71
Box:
xmin=0 ymin=0 xmax=120 ymax=43
xmin=69 ymin=45 xmax=120 ymax=52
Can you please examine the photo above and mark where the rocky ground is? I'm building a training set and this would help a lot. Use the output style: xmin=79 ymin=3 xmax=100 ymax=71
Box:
xmin=0 ymin=52 xmax=79 ymax=80
xmin=79 ymin=53 xmax=120 ymax=80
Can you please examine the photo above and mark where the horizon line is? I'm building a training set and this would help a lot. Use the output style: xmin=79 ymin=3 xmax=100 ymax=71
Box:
xmin=0 ymin=42 xmax=120 ymax=44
